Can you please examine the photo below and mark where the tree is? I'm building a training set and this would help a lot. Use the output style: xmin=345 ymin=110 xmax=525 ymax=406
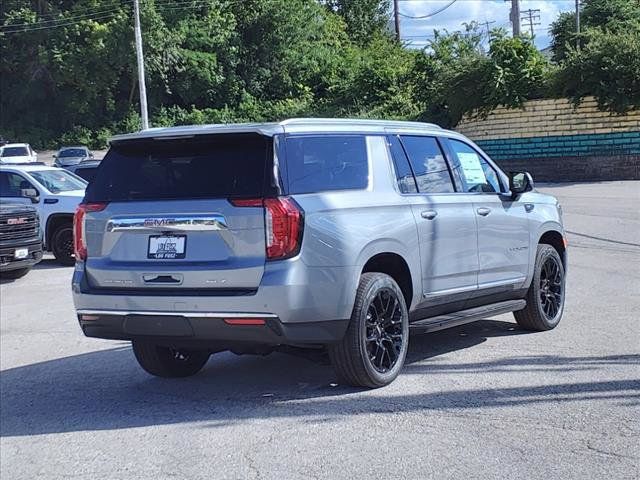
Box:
xmin=555 ymin=29 xmax=640 ymax=113
xmin=323 ymin=0 xmax=391 ymax=44
xmin=550 ymin=0 xmax=640 ymax=62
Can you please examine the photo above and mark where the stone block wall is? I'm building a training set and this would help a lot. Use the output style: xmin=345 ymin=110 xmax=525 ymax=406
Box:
xmin=456 ymin=97 xmax=640 ymax=181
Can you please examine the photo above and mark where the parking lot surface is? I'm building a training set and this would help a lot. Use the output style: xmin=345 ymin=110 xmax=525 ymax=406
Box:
xmin=1 ymin=181 xmax=639 ymax=479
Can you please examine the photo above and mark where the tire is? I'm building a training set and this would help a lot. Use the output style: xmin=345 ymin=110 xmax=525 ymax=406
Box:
xmin=515 ymin=244 xmax=566 ymax=331
xmin=329 ymin=272 xmax=409 ymax=388
xmin=132 ymin=341 xmax=210 ymax=378
xmin=0 ymin=267 xmax=31 ymax=279
xmin=51 ymin=224 xmax=75 ymax=266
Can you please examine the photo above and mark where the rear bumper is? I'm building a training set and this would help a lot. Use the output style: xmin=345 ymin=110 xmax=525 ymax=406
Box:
xmin=73 ymin=262 xmax=358 ymax=323
xmin=0 ymin=241 xmax=43 ymax=272
xmin=72 ymin=260 xmax=359 ymax=345
xmin=77 ymin=310 xmax=349 ymax=347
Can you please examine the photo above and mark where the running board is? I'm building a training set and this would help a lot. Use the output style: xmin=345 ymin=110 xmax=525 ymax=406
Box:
xmin=409 ymin=300 xmax=526 ymax=334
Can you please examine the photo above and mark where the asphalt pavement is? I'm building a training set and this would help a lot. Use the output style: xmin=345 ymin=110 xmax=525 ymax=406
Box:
xmin=1 ymin=181 xmax=638 ymax=479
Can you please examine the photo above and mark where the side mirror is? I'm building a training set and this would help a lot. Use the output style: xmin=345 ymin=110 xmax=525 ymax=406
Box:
xmin=22 ymin=188 xmax=39 ymax=203
xmin=508 ymin=171 xmax=534 ymax=199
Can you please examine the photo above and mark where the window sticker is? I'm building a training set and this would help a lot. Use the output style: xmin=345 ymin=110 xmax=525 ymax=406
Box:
xmin=457 ymin=152 xmax=487 ymax=185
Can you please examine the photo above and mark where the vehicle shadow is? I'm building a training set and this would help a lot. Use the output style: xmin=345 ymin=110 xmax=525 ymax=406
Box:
xmin=32 ymin=258 xmax=71 ymax=270
xmin=1 ymin=320 xmax=638 ymax=438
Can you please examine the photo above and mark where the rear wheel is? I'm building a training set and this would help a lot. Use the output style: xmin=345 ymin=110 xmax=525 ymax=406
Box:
xmin=0 ymin=267 xmax=31 ymax=280
xmin=51 ymin=224 xmax=75 ymax=266
xmin=132 ymin=341 xmax=210 ymax=378
xmin=514 ymin=244 xmax=566 ymax=331
xmin=329 ymin=272 xmax=409 ymax=388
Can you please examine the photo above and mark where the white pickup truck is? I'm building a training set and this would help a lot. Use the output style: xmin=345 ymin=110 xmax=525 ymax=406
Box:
xmin=0 ymin=164 xmax=86 ymax=265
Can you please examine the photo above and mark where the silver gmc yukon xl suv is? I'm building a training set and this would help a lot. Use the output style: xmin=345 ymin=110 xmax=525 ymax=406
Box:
xmin=72 ymin=119 xmax=567 ymax=387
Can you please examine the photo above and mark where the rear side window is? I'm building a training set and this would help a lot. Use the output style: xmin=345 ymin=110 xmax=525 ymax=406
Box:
xmin=400 ymin=136 xmax=454 ymax=194
xmin=388 ymin=135 xmax=417 ymax=194
xmin=284 ymin=135 xmax=368 ymax=194
xmin=85 ymin=134 xmax=272 ymax=202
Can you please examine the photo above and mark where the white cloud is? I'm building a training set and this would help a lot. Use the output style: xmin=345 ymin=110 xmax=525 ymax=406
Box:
xmin=397 ymin=0 xmax=575 ymax=49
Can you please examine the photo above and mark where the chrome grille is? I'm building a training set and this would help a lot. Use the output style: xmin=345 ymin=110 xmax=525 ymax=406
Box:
xmin=0 ymin=212 xmax=39 ymax=241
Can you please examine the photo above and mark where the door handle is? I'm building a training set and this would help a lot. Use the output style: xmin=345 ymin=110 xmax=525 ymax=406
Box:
xmin=476 ymin=207 xmax=491 ymax=217
xmin=421 ymin=210 xmax=438 ymax=220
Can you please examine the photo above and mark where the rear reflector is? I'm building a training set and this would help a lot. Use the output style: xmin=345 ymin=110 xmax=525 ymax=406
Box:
xmin=80 ymin=314 xmax=100 ymax=321
xmin=223 ymin=318 xmax=266 ymax=326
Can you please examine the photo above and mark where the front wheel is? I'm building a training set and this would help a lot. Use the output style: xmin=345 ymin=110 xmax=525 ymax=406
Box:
xmin=132 ymin=341 xmax=210 ymax=378
xmin=514 ymin=244 xmax=566 ymax=331
xmin=51 ymin=224 xmax=75 ymax=266
xmin=329 ymin=273 xmax=409 ymax=388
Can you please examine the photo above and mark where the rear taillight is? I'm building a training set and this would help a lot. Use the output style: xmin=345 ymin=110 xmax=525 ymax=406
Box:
xmin=73 ymin=202 xmax=107 ymax=261
xmin=230 ymin=197 xmax=304 ymax=260
xmin=264 ymin=198 xmax=303 ymax=259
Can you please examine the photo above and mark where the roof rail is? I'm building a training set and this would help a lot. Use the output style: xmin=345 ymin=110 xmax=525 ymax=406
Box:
xmin=279 ymin=118 xmax=442 ymax=129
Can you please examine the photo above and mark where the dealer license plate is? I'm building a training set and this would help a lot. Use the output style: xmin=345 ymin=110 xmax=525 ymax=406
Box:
xmin=148 ymin=235 xmax=186 ymax=259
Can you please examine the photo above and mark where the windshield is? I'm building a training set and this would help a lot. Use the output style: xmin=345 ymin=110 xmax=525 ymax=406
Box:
xmin=2 ymin=147 xmax=29 ymax=157
xmin=59 ymin=148 xmax=87 ymax=157
xmin=29 ymin=170 xmax=87 ymax=193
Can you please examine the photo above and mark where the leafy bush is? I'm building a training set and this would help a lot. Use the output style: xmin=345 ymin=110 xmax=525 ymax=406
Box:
xmin=554 ymin=29 xmax=640 ymax=113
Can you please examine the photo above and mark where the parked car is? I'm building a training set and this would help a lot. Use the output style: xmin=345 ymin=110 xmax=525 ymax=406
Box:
xmin=53 ymin=146 xmax=93 ymax=167
xmin=72 ymin=119 xmax=567 ymax=387
xmin=64 ymin=160 xmax=101 ymax=182
xmin=0 ymin=165 xmax=87 ymax=265
xmin=0 ymin=143 xmax=38 ymax=164
xmin=0 ymin=203 xmax=42 ymax=279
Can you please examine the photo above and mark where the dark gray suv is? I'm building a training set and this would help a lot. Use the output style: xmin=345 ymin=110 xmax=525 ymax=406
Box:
xmin=72 ymin=119 xmax=567 ymax=387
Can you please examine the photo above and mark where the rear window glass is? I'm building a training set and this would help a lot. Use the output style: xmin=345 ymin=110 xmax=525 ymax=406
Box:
xmin=74 ymin=167 xmax=98 ymax=182
xmin=285 ymin=135 xmax=368 ymax=194
xmin=85 ymin=134 xmax=272 ymax=202
xmin=2 ymin=147 xmax=29 ymax=157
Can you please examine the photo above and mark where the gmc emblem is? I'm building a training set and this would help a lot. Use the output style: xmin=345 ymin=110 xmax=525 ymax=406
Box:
xmin=7 ymin=218 xmax=28 ymax=225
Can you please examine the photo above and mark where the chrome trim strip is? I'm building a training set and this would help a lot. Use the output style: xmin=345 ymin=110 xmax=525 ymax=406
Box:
xmin=423 ymin=277 xmax=526 ymax=298
xmin=477 ymin=277 xmax=527 ymax=289
xmin=77 ymin=310 xmax=277 ymax=318
xmin=423 ymin=284 xmax=478 ymax=298
xmin=106 ymin=215 xmax=228 ymax=233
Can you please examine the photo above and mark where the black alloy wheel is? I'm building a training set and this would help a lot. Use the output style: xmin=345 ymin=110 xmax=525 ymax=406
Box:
xmin=539 ymin=255 xmax=563 ymax=320
xmin=365 ymin=288 xmax=404 ymax=373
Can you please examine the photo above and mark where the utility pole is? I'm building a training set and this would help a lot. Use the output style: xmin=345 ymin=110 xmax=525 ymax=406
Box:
xmin=478 ymin=20 xmax=496 ymax=38
xmin=508 ymin=0 xmax=521 ymax=37
xmin=520 ymin=8 xmax=541 ymax=38
xmin=133 ymin=0 xmax=149 ymax=130
xmin=393 ymin=0 xmax=401 ymax=41
xmin=575 ymin=0 xmax=581 ymax=50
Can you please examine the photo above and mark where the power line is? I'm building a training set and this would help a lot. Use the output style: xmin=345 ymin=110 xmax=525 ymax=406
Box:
xmin=0 ymin=0 xmax=243 ymax=33
xmin=0 ymin=5 xmax=129 ymax=32
xmin=1 ymin=12 xmax=125 ymax=34
xmin=397 ymin=0 xmax=459 ymax=19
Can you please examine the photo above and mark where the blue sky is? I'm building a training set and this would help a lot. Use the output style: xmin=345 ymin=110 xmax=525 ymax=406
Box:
xmin=396 ymin=0 xmax=577 ymax=49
